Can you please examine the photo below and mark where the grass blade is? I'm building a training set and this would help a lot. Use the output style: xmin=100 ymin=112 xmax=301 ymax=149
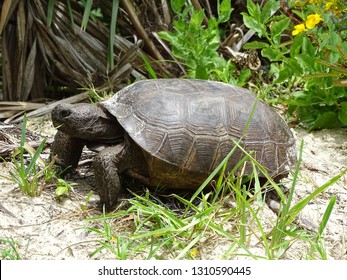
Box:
xmin=141 ymin=53 xmax=158 ymax=79
xmin=66 ymin=0 xmax=75 ymax=31
xmin=47 ymin=0 xmax=55 ymax=27
xmin=317 ymin=195 xmax=336 ymax=240
xmin=26 ymin=138 xmax=46 ymax=175
xmin=286 ymin=168 xmax=346 ymax=225
xmin=81 ymin=0 xmax=93 ymax=31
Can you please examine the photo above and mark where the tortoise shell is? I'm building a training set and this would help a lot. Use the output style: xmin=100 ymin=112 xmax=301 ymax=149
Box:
xmin=100 ymin=79 xmax=296 ymax=178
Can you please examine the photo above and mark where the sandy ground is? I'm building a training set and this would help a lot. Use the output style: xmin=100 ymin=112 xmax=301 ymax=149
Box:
xmin=0 ymin=120 xmax=346 ymax=260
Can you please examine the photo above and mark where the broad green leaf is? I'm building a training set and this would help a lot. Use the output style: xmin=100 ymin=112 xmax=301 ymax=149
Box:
xmin=271 ymin=18 xmax=290 ymax=45
xmin=285 ymin=58 xmax=303 ymax=76
xmin=261 ymin=0 xmax=280 ymax=23
xmin=261 ymin=47 xmax=282 ymax=61
xmin=329 ymin=31 xmax=342 ymax=46
xmin=158 ymin=30 xmax=175 ymax=43
xmin=302 ymin=36 xmax=316 ymax=57
xmin=290 ymin=33 xmax=303 ymax=58
xmin=237 ymin=69 xmax=252 ymax=86
xmin=55 ymin=186 xmax=69 ymax=197
xmin=275 ymin=67 xmax=293 ymax=84
xmin=310 ymin=111 xmax=340 ymax=130
xmin=195 ymin=65 xmax=208 ymax=80
xmin=243 ymin=41 xmax=269 ymax=49
xmin=242 ymin=14 xmax=266 ymax=37
xmin=245 ymin=0 xmax=261 ymax=21
xmin=295 ymin=53 xmax=316 ymax=72
xmin=189 ymin=9 xmax=205 ymax=29
xmin=338 ymin=102 xmax=347 ymax=125
xmin=170 ymin=0 xmax=185 ymax=14
xmin=218 ymin=0 xmax=233 ymax=23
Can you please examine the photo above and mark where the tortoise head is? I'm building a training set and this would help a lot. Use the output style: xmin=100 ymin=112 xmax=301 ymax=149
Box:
xmin=51 ymin=103 xmax=123 ymax=143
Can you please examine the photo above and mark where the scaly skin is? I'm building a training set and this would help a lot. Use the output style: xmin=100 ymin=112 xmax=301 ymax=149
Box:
xmin=93 ymin=146 xmax=123 ymax=209
xmin=93 ymin=135 xmax=149 ymax=208
xmin=51 ymin=131 xmax=84 ymax=171
xmin=51 ymin=103 xmax=142 ymax=209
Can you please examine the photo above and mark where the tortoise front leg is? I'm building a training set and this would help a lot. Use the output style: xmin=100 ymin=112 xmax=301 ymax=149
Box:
xmin=93 ymin=144 xmax=126 ymax=210
xmin=51 ymin=131 xmax=84 ymax=172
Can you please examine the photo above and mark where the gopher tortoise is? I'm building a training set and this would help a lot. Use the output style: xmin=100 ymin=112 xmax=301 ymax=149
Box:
xmin=51 ymin=79 xmax=296 ymax=209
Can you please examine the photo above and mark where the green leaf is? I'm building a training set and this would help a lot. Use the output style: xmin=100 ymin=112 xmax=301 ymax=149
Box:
xmin=195 ymin=65 xmax=208 ymax=80
xmin=285 ymin=58 xmax=303 ymax=76
xmin=237 ymin=69 xmax=252 ymax=86
xmin=170 ymin=0 xmax=185 ymax=14
xmin=310 ymin=111 xmax=341 ymax=130
xmin=189 ymin=9 xmax=205 ymax=30
xmin=218 ymin=0 xmax=233 ymax=23
xmin=276 ymin=67 xmax=293 ymax=83
xmin=242 ymin=14 xmax=266 ymax=37
xmin=295 ymin=53 xmax=316 ymax=72
xmin=66 ymin=0 xmax=75 ymax=30
xmin=290 ymin=33 xmax=303 ymax=58
xmin=287 ymin=169 xmax=346 ymax=225
xmin=329 ymin=31 xmax=343 ymax=46
xmin=55 ymin=186 xmax=69 ymax=197
xmin=302 ymin=36 xmax=316 ymax=57
xmin=261 ymin=0 xmax=280 ymax=23
xmin=243 ymin=41 xmax=269 ymax=49
xmin=81 ymin=0 xmax=92 ymax=30
xmin=47 ymin=0 xmax=55 ymax=27
xmin=338 ymin=102 xmax=347 ymax=125
xmin=317 ymin=195 xmax=336 ymax=239
xmin=158 ymin=30 xmax=175 ymax=43
xmin=141 ymin=53 xmax=157 ymax=79
xmin=245 ymin=0 xmax=261 ymax=21
xmin=26 ymin=138 xmax=46 ymax=175
xmin=270 ymin=18 xmax=290 ymax=45
xmin=261 ymin=47 xmax=282 ymax=61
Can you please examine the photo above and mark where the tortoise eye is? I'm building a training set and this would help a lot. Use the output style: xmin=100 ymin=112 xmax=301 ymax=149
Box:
xmin=60 ymin=109 xmax=71 ymax=118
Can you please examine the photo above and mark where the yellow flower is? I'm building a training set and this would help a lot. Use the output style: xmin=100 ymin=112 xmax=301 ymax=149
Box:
xmin=325 ymin=1 xmax=334 ymax=10
xmin=292 ymin=23 xmax=307 ymax=36
xmin=305 ymin=14 xmax=322 ymax=29
xmin=190 ymin=248 xmax=199 ymax=257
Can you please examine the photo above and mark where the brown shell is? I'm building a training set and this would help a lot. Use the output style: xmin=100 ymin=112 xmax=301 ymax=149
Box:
xmin=101 ymin=79 xmax=296 ymax=177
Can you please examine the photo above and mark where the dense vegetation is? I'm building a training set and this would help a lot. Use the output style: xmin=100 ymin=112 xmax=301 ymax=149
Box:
xmin=1 ymin=0 xmax=346 ymax=129
xmin=1 ymin=0 xmax=347 ymax=260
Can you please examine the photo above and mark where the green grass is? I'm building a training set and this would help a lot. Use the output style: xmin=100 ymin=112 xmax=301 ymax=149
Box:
xmin=0 ymin=238 xmax=22 ymax=260
xmin=82 ymin=139 xmax=345 ymax=260
xmin=0 ymin=114 xmax=56 ymax=196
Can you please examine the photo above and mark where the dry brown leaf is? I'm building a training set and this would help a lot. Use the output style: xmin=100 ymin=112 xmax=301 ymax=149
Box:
xmin=22 ymin=38 xmax=37 ymax=100
xmin=2 ymin=29 xmax=13 ymax=100
xmin=0 ymin=0 xmax=20 ymax=35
